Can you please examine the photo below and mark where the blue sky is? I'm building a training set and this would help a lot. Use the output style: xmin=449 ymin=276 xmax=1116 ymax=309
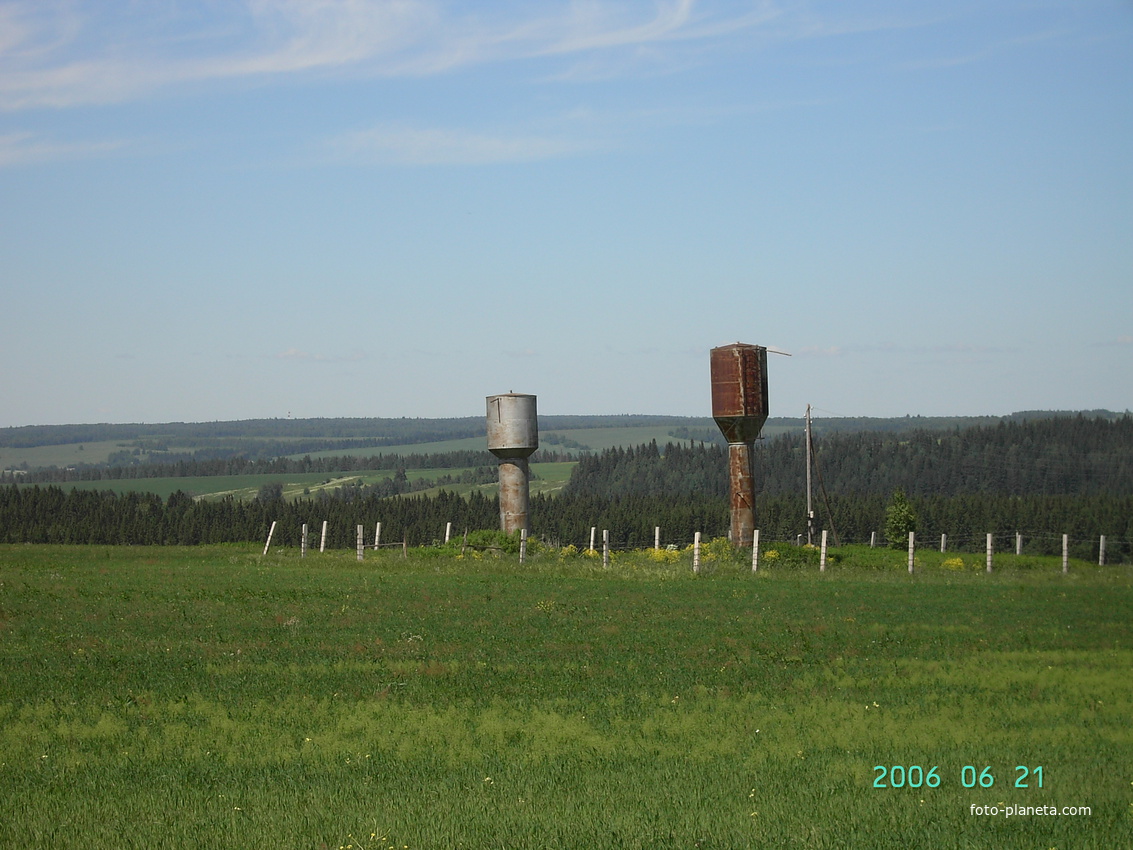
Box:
xmin=1 ymin=0 xmax=1130 ymax=427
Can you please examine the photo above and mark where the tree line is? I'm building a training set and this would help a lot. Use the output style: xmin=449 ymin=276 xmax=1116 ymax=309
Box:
xmin=566 ymin=414 xmax=1133 ymax=498
xmin=762 ymin=415 xmax=1133 ymax=497
xmin=2 ymin=484 xmax=1128 ymax=562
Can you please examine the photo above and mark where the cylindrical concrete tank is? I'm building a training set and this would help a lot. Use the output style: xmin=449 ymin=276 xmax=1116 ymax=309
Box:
xmin=486 ymin=393 xmax=538 ymax=535
xmin=710 ymin=344 xmax=768 ymax=546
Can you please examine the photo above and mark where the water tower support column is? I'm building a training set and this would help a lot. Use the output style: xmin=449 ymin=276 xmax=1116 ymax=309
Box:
xmin=497 ymin=456 xmax=530 ymax=535
xmin=728 ymin=441 xmax=756 ymax=547
xmin=710 ymin=343 xmax=769 ymax=549
xmin=486 ymin=393 xmax=539 ymax=537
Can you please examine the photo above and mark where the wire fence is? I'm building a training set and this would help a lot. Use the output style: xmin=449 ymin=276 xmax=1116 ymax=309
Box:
xmin=277 ymin=521 xmax=1133 ymax=566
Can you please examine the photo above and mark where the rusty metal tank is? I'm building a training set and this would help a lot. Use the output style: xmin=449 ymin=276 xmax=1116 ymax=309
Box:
xmin=486 ymin=393 xmax=538 ymax=535
xmin=710 ymin=344 xmax=769 ymax=547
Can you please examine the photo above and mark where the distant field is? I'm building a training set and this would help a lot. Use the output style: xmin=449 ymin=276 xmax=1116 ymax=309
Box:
xmin=292 ymin=426 xmax=715 ymax=459
xmin=411 ymin=461 xmax=575 ymax=500
xmin=0 ymin=544 xmax=1128 ymax=848
xmin=291 ymin=436 xmax=487 ymax=459
xmin=0 ymin=436 xmax=345 ymax=471
xmin=316 ymin=424 xmax=806 ymax=459
xmin=0 ymin=439 xmax=133 ymax=468
xmin=38 ymin=462 xmax=577 ymax=502
xmin=544 ymin=425 xmax=696 ymax=453
xmin=1 ymin=422 xmax=801 ymax=470
xmin=33 ymin=469 xmax=406 ymax=501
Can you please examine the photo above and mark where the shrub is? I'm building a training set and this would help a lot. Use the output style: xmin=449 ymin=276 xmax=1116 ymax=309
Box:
xmin=885 ymin=489 xmax=917 ymax=549
xmin=646 ymin=547 xmax=681 ymax=564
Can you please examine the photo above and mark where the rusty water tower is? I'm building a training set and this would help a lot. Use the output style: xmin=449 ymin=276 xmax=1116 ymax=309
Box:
xmin=486 ymin=393 xmax=538 ymax=535
xmin=710 ymin=343 xmax=769 ymax=547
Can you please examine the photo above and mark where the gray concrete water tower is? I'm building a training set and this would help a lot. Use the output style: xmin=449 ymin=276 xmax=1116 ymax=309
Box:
xmin=710 ymin=343 xmax=769 ymax=547
xmin=486 ymin=393 xmax=538 ymax=535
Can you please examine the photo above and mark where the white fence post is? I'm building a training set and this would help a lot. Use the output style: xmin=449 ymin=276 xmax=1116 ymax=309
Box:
xmin=870 ymin=531 xmax=877 ymax=549
xmin=263 ymin=521 xmax=277 ymax=556
xmin=986 ymin=533 xmax=993 ymax=573
xmin=655 ymin=526 xmax=661 ymax=551
xmin=908 ymin=531 xmax=915 ymax=574
xmin=445 ymin=522 xmax=452 ymax=544
xmin=693 ymin=531 xmax=701 ymax=573
xmin=301 ymin=523 xmax=307 ymax=558
xmin=590 ymin=526 xmax=596 ymax=554
xmin=1062 ymin=534 xmax=1069 ymax=574
xmin=320 ymin=520 xmax=328 ymax=553
xmin=751 ymin=529 xmax=760 ymax=573
xmin=374 ymin=522 xmax=381 ymax=550
xmin=602 ymin=530 xmax=610 ymax=569
xmin=1016 ymin=532 xmax=1022 ymax=556
xmin=1099 ymin=535 xmax=1106 ymax=567
xmin=356 ymin=525 xmax=364 ymax=561
xmin=519 ymin=528 xmax=527 ymax=564
xmin=820 ymin=530 xmax=828 ymax=572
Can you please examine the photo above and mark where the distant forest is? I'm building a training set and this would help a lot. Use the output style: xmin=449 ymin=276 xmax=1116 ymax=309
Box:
xmin=569 ymin=415 xmax=1133 ymax=498
xmin=2 ymin=415 xmax=1130 ymax=561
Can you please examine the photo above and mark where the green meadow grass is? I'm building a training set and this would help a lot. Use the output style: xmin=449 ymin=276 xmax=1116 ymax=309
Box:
xmin=0 ymin=544 xmax=1129 ymax=848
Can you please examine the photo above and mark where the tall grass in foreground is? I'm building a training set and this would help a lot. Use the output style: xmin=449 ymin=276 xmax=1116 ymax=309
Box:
xmin=0 ymin=544 xmax=1130 ymax=848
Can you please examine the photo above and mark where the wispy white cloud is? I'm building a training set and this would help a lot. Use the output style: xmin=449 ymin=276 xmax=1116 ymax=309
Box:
xmin=3 ymin=1 xmax=1067 ymax=114
xmin=323 ymin=94 xmax=817 ymax=166
xmin=327 ymin=122 xmax=604 ymax=165
xmin=0 ymin=0 xmax=780 ymax=110
xmin=0 ymin=130 xmax=125 ymax=166
xmin=527 ymin=0 xmax=698 ymax=55
xmin=899 ymin=28 xmax=1066 ymax=71
xmin=788 ymin=5 xmax=944 ymax=42
xmin=0 ymin=0 xmax=443 ymax=108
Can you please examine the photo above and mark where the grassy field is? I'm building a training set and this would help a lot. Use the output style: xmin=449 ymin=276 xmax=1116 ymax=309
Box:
xmin=0 ymin=543 xmax=1129 ymax=848
xmin=1 ymin=423 xmax=793 ymax=471
xmin=0 ymin=439 xmax=135 ymax=469
xmin=32 ymin=462 xmax=575 ymax=502
xmin=1 ymin=436 xmax=334 ymax=470
xmin=417 ymin=461 xmax=574 ymax=500
xmin=290 ymin=426 xmax=735 ymax=461
xmin=0 ymin=425 xmax=728 ymax=470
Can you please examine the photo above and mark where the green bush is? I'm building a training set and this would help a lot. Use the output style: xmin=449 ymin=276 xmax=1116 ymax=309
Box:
xmin=884 ymin=488 xmax=917 ymax=549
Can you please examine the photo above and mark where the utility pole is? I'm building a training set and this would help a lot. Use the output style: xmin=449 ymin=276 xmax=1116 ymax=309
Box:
xmin=805 ymin=404 xmax=815 ymax=545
